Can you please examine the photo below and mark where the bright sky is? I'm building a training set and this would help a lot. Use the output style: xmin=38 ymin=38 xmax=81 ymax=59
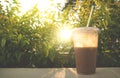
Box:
xmin=19 ymin=0 xmax=67 ymax=13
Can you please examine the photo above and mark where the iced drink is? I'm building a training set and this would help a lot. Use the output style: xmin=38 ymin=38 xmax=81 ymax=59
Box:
xmin=72 ymin=27 xmax=99 ymax=75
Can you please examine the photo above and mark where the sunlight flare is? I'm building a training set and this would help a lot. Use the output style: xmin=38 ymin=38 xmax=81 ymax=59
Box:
xmin=60 ymin=28 xmax=72 ymax=40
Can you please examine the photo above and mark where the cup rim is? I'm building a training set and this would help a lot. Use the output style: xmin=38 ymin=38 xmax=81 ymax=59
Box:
xmin=73 ymin=27 xmax=99 ymax=33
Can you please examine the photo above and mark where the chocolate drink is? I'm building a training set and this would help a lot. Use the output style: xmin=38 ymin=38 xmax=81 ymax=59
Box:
xmin=74 ymin=47 xmax=97 ymax=75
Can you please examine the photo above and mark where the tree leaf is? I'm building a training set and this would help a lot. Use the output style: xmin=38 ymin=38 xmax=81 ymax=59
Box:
xmin=1 ymin=38 xmax=6 ymax=48
xmin=18 ymin=34 xmax=22 ymax=41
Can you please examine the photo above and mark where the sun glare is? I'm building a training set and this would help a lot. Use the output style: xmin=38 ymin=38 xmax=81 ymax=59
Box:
xmin=19 ymin=0 xmax=67 ymax=14
xmin=60 ymin=29 xmax=72 ymax=40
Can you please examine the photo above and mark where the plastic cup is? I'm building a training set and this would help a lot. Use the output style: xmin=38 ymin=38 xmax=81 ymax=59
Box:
xmin=72 ymin=27 xmax=99 ymax=75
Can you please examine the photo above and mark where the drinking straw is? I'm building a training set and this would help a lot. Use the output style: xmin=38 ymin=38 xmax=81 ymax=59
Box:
xmin=86 ymin=5 xmax=94 ymax=27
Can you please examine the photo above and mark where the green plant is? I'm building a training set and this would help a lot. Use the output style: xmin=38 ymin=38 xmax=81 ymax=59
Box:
xmin=0 ymin=0 xmax=59 ymax=67
xmin=97 ymin=1 xmax=120 ymax=67
xmin=0 ymin=0 xmax=119 ymax=67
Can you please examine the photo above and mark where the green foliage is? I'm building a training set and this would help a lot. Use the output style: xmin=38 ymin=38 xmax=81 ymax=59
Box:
xmin=97 ymin=1 xmax=120 ymax=67
xmin=0 ymin=0 xmax=120 ymax=67
xmin=0 ymin=0 xmax=59 ymax=67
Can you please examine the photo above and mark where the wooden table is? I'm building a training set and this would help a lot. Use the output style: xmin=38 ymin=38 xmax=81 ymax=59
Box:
xmin=0 ymin=68 xmax=120 ymax=78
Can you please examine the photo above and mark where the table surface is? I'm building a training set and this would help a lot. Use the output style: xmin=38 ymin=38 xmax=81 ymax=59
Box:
xmin=0 ymin=68 xmax=120 ymax=78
